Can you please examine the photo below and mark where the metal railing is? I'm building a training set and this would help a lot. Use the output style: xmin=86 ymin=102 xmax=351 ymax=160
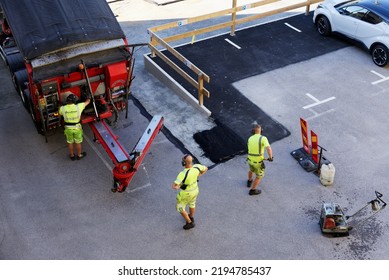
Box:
xmin=148 ymin=0 xmax=323 ymax=108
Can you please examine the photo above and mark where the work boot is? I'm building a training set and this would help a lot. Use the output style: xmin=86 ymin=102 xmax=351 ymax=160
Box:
xmin=249 ymin=189 xmax=261 ymax=196
xmin=69 ymin=155 xmax=76 ymax=161
xmin=189 ymin=216 xmax=195 ymax=223
xmin=77 ymin=152 xmax=87 ymax=160
xmin=247 ymin=180 xmax=253 ymax=188
xmin=183 ymin=221 xmax=195 ymax=230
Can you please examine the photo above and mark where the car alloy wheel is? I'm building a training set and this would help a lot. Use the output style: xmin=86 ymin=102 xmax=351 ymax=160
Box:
xmin=372 ymin=44 xmax=389 ymax=67
xmin=316 ymin=16 xmax=331 ymax=36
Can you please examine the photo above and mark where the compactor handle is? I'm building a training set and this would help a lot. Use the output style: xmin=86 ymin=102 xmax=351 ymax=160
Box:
xmin=374 ymin=191 xmax=387 ymax=208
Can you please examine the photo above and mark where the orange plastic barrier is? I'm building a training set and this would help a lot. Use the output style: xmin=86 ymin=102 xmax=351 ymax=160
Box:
xmin=300 ymin=118 xmax=310 ymax=154
xmin=311 ymin=130 xmax=318 ymax=164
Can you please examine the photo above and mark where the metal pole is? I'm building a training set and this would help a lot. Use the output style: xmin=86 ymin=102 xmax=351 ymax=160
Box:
xmin=81 ymin=59 xmax=100 ymax=121
xmin=315 ymin=144 xmax=327 ymax=175
xmin=231 ymin=0 xmax=237 ymax=36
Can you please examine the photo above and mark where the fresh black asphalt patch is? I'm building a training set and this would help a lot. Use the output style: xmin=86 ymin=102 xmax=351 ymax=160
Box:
xmin=149 ymin=13 xmax=348 ymax=163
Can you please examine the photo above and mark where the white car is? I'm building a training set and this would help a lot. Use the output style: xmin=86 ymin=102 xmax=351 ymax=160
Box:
xmin=313 ymin=0 xmax=389 ymax=66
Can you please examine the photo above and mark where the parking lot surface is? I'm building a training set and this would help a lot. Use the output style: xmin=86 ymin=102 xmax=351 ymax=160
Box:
xmin=150 ymin=12 xmax=349 ymax=163
xmin=1 ymin=0 xmax=389 ymax=260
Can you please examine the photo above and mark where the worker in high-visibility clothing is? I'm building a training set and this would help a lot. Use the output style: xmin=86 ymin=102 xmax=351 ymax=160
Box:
xmin=247 ymin=124 xmax=273 ymax=195
xmin=172 ymin=154 xmax=208 ymax=230
xmin=58 ymin=94 xmax=90 ymax=160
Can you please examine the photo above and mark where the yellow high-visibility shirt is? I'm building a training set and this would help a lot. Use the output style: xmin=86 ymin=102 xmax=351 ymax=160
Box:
xmin=59 ymin=103 xmax=87 ymax=126
xmin=247 ymin=134 xmax=269 ymax=161
xmin=174 ymin=164 xmax=207 ymax=191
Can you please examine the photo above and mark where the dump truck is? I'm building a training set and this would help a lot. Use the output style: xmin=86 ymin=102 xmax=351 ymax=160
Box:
xmin=0 ymin=0 xmax=163 ymax=192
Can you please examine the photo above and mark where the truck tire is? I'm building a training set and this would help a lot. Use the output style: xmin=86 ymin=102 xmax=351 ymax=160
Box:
xmin=7 ymin=52 xmax=25 ymax=74
xmin=13 ymin=69 xmax=29 ymax=109
xmin=25 ymin=90 xmax=43 ymax=135
xmin=0 ymin=47 xmax=6 ymax=64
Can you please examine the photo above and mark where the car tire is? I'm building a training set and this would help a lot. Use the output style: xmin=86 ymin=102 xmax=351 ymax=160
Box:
xmin=316 ymin=15 xmax=331 ymax=36
xmin=371 ymin=44 xmax=389 ymax=67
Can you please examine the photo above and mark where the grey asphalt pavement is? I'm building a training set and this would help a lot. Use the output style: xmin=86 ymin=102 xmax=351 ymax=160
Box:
xmin=1 ymin=0 xmax=388 ymax=260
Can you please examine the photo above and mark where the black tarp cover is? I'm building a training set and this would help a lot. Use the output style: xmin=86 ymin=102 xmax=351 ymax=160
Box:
xmin=0 ymin=0 xmax=125 ymax=60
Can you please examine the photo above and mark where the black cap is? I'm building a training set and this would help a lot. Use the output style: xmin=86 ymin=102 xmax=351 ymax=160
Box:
xmin=66 ymin=94 xmax=77 ymax=104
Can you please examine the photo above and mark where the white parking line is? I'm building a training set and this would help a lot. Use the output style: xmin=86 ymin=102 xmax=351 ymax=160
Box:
xmin=284 ymin=22 xmax=301 ymax=33
xmin=84 ymin=134 xmax=112 ymax=171
xmin=371 ymin=70 xmax=386 ymax=79
xmin=224 ymin=38 xmax=241 ymax=49
xmin=306 ymin=108 xmax=335 ymax=120
xmin=371 ymin=70 xmax=389 ymax=85
xmin=303 ymin=93 xmax=336 ymax=109
xmin=306 ymin=93 xmax=320 ymax=102
xmin=126 ymin=164 xmax=152 ymax=193
xmin=127 ymin=182 xmax=152 ymax=193
xmin=303 ymin=93 xmax=336 ymax=120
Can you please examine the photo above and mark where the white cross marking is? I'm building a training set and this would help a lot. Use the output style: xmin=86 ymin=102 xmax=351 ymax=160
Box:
xmin=303 ymin=93 xmax=336 ymax=109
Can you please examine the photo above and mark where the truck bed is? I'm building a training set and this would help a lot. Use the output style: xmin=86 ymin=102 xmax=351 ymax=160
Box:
xmin=0 ymin=0 xmax=124 ymax=60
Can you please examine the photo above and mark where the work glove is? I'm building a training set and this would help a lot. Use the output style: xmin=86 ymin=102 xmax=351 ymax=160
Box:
xmin=81 ymin=91 xmax=91 ymax=100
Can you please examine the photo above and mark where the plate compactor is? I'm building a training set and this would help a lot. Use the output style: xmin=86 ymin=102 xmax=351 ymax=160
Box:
xmin=319 ymin=191 xmax=386 ymax=236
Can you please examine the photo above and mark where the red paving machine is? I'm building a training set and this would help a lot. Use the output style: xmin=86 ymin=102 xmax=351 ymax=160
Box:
xmin=0 ymin=0 xmax=163 ymax=192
